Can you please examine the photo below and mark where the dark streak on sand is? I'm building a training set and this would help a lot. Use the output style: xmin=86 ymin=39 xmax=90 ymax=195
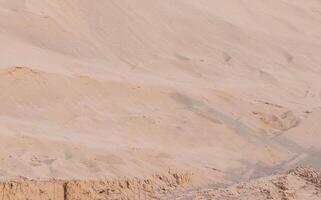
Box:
xmin=171 ymin=92 xmax=321 ymax=183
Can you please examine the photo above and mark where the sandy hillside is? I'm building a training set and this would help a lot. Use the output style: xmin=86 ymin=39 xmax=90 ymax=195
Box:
xmin=0 ymin=0 xmax=321 ymax=193
xmin=169 ymin=167 xmax=321 ymax=200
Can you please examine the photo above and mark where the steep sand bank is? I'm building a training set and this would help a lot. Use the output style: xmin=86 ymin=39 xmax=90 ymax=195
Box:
xmin=0 ymin=1 xmax=321 ymax=198
xmin=0 ymin=167 xmax=320 ymax=200
xmin=0 ymin=170 xmax=191 ymax=200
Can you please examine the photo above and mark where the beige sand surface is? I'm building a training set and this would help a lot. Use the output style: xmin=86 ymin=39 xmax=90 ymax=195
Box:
xmin=170 ymin=167 xmax=321 ymax=200
xmin=0 ymin=0 xmax=321 ymax=198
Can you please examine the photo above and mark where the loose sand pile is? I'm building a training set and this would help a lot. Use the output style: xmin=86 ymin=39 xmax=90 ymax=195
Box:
xmin=0 ymin=0 xmax=321 ymax=199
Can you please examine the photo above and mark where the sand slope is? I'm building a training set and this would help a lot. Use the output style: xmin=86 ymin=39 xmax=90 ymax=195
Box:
xmin=170 ymin=167 xmax=321 ymax=200
xmin=0 ymin=0 xmax=321 ymax=189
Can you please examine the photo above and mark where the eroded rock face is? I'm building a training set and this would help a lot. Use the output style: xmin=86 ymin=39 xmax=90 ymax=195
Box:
xmin=0 ymin=178 xmax=65 ymax=200
xmin=65 ymin=171 xmax=191 ymax=200
xmin=289 ymin=166 xmax=321 ymax=186
xmin=1 ymin=167 xmax=321 ymax=200
xmin=0 ymin=171 xmax=191 ymax=200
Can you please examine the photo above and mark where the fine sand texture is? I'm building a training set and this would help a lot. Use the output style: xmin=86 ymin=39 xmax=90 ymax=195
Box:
xmin=0 ymin=0 xmax=321 ymax=199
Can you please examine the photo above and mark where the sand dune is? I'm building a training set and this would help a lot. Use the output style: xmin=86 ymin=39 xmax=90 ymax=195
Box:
xmin=0 ymin=0 xmax=321 ymax=199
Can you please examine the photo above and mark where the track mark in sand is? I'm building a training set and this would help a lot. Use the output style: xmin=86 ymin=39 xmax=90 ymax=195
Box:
xmin=171 ymin=93 xmax=255 ymax=138
xmin=258 ymin=70 xmax=279 ymax=85
xmin=233 ymin=142 xmax=304 ymax=181
xmin=64 ymin=151 xmax=73 ymax=160
xmin=204 ymin=166 xmax=227 ymax=174
xmin=42 ymin=159 xmax=57 ymax=165
xmin=281 ymin=49 xmax=294 ymax=64
xmin=174 ymin=53 xmax=190 ymax=61
xmin=303 ymin=86 xmax=312 ymax=98
xmin=94 ymin=154 xmax=125 ymax=165
xmin=257 ymin=148 xmax=321 ymax=175
xmin=236 ymin=137 xmax=321 ymax=183
xmin=255 ymin=100 xmax=284 ymax=109
xmin=30 ymin=155 xmax=57 ymax=167
xmin=222 ymin=52 xmax=232 ymax=64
